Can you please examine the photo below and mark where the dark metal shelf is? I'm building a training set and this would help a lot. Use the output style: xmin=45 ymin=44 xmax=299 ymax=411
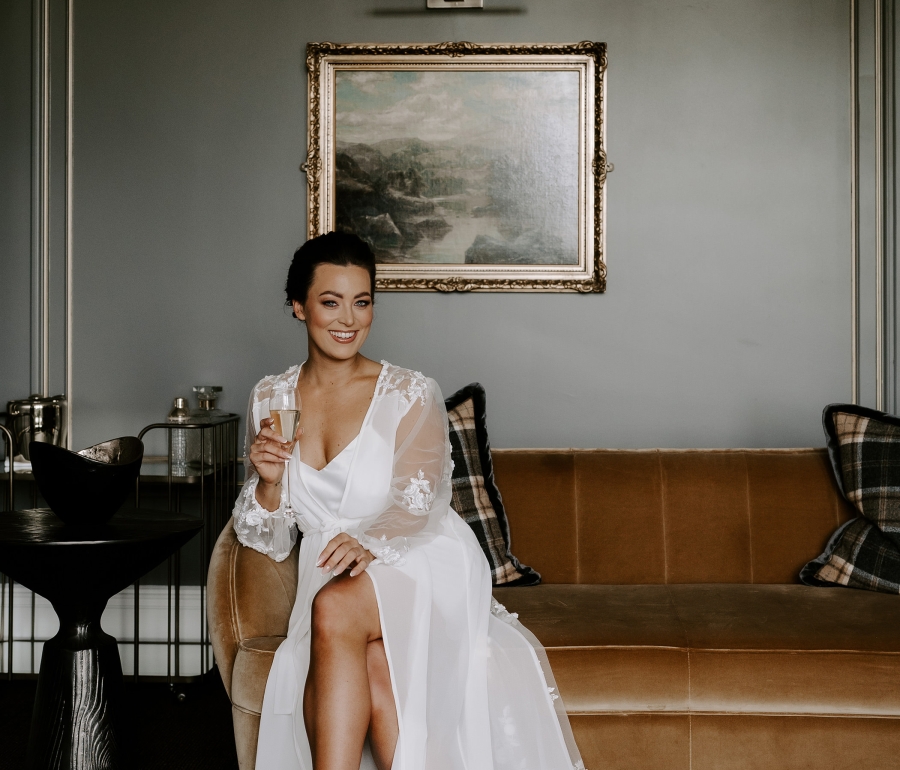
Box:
xmin=0 ymin=415 xmax=242 ymax=683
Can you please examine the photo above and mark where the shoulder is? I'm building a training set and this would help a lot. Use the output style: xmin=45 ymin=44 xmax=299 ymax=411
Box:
xmin=250 ymin=364 xmax=301 ymax=402
xmin=376 ymin=361 xmax=437 ymax=408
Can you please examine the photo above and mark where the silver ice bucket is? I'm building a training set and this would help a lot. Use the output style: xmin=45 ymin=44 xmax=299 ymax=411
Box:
xmin=6 ymin=394 xmax=67 ymax=460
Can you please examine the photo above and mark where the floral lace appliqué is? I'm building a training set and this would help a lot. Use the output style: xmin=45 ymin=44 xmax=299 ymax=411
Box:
xmin=234 ymin=493 xmax=276 ymax=537
xmin=402 ymin=469 xmax=435 ymax=512
xmin=255 ymin=365 xmax=302 ymax=395
xmin=404 ymin=371 xmax=427 ymax=406
xmin=232 ymin=477 xmax=296 ymax=561
xmin=378 ymin=361 xmax=427 ymax=406
xmin=490 ymin=597 xmax=519 ymax=624
xmin=244 ymin=365 xmax=302 ymax=458
xmin=372 ymin=535 xmax=407 ymax=567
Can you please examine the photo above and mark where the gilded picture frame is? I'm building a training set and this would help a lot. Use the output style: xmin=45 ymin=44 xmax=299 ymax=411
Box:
xmin=304 ymin=41 xmax=607 ymax=292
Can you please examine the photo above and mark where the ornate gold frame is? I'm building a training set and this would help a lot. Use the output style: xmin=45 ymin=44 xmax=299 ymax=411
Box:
xmin=304 ymin=41 xmax=607 ymax=292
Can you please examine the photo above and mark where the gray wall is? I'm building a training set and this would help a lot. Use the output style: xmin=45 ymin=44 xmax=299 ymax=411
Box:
xmin=6 ymin=0 xmax=852 ymax=450
xmin=0 ymin=0 xmax=34 ymax=415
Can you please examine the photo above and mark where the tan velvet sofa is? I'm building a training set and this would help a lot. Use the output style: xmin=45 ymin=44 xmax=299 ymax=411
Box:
xmin=208 ymin=448 xmax=900 ymax=770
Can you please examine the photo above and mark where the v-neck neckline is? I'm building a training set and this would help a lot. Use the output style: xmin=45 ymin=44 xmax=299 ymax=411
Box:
xmin=298 ymin=434 xmax=358 ymax=474
xmin=295 ymin=361 xmax=387 ymax=473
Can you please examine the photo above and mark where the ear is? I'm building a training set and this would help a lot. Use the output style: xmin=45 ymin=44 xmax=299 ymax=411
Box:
xmin=292 ymin=299 xmax=306 ymax=321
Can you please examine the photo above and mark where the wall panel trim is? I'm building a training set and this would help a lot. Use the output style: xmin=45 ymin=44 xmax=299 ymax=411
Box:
xmin=875 ymin=0 xmax=896 ymax=413
xmin=852 ymin=0 xmax=861 ymax=405
xmin=30 ymin=0 xmax=74 ymax=446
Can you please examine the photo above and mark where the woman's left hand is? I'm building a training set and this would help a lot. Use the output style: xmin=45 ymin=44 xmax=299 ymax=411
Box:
xmin=317 ymin=533 xmax=375 ymax=577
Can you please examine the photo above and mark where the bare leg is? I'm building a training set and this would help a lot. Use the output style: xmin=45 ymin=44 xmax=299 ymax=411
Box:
xmin=367 ymin=639 xmax=399 ymax=770
xmin=303 ymin=572 xmax=397 ymax=770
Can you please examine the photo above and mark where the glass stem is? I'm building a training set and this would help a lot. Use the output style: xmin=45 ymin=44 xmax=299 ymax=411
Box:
xmin=284 ymin=459 xmax=292 ymax=514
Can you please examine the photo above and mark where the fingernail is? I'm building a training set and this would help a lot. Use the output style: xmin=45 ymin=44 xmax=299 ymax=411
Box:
xmin=333 ymin=570 xmax=340 ymax=577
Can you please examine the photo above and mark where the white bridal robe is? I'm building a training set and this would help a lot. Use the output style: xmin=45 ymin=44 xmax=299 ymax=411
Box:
xmin=233 ymin=361 xmax=584 ymax=770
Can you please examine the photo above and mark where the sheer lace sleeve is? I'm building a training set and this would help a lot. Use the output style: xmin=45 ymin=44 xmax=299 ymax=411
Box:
xmin=354 ymin=375 xmax=453 ymax=566
xmin=231 ymin=369 xmax=300 ymax=562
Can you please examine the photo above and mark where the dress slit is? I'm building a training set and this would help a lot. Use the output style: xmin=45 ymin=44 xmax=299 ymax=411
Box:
xmin=365 ymin=570 xmax=404 ymax=770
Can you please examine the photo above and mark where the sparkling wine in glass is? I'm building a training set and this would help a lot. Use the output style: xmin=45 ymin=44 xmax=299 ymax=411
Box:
xmin=270 ymin=386 xmax=301 ymax=515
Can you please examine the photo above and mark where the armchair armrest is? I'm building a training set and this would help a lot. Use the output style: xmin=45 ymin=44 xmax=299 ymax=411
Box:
xmin=207 ymin=522 xmax=298 ymax=699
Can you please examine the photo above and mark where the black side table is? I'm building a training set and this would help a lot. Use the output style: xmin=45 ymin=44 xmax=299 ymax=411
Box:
xmin=0 ymin=508 xmax=202 ymax=770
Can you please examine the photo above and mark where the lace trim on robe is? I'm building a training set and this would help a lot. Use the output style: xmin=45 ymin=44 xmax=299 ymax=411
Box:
xmin=378 ymin=360 xmax=428 ymax=406
xmin=233 ymin=475 xmax=296 ymax=562
xmin=490 ymin=598 xmax=588 ymax=770
xmin=370 ymin=535 xmax=408 ymax=567
xmin=401 ymin=469 xmax=435 ymax=512
xmin=490 ymin=597 xmax=519 ymax=624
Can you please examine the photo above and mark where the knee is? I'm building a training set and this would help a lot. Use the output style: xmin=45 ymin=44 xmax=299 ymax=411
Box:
xmin=311 ymin=582 xmax=354 ymax=639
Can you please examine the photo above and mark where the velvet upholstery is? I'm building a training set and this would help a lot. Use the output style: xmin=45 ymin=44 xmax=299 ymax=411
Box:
xmin=207 ymin=522 xmax=297 ymax=701
xmin=208 ymin=448 xmax=896 ymax=769
xmin=232 ymin=705 xmax=262 ymax=770
xmin=492 ymin=584 xmax=900 ymax=716
xmin=569 ymin=714 xmax=900 ymax=770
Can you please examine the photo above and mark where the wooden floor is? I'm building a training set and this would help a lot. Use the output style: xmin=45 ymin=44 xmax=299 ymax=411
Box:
xmin=0 ymin=668 xmax=239 ymax=769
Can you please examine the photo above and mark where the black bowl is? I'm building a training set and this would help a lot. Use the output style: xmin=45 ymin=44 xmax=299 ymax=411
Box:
xmin=29 ymin=437 xmax=144 ymax=525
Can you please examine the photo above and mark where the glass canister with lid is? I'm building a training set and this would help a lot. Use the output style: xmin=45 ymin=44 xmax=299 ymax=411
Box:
xmin=186 ymin=386 xmax=224 ymax=469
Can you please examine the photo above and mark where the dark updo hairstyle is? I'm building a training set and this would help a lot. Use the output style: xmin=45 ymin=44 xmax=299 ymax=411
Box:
xmin=285 ymin=231 xmax=376 ymax=317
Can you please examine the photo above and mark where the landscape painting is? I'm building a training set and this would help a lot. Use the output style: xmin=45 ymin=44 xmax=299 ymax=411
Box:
xmin=334 ymin=70 xmax=580 ymax=267
xmin=307 ymin=42 xmax=607 ymax=291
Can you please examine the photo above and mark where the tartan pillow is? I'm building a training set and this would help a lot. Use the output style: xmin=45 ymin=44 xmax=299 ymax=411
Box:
xmin=445 ymin=383 xmax=540 ymax=586
xmin=800 ymin=403 xmax=900 ymax=593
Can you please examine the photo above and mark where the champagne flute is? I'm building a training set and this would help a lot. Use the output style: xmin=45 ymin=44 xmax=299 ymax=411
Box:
xmin=269 ymin=385 xmax=301 ymax=516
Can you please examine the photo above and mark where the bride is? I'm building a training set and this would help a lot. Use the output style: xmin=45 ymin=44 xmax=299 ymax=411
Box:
xmin=232 ymin=232 xmax=583 ymax=770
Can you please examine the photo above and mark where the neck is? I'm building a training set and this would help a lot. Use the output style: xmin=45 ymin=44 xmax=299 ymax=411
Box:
xmin=302 ymin=343 xmax=366 ymax=387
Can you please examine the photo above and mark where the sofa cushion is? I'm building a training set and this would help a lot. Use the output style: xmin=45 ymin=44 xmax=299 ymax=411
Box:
xmin=802 ymin=404 xmax=900 ymax=593
xmin=446 ymin=383 xmax=540 ymax=586
xmin=493 ymin=584 xmax=900 ymax=717
xmin=492 ymin=449 xmax=854 ymax=586
xmin=569 ymin=713 xmax=900 ymax=770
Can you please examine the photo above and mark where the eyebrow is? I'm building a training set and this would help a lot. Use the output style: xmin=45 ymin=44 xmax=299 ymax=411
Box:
xmin=318 ymin=290 xmax=372 ymax=299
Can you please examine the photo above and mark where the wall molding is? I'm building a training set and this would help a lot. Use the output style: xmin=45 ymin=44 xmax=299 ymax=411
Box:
xmin=852 ymin=0 xmax=861 ymax=404
xmin=875 ymin=0 xmax=896 ymax=412
xmin=30 ymin=0 xmax=74 ymax=446
xmin=31 ymin=0 xmax=50 ymax=398
xmin=851 ymin=0 xmax=897 ymax=412
xmin=65 ymin=0 xmax=73 ymax=447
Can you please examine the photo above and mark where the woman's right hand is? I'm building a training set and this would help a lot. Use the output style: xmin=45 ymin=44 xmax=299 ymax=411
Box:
xmin=250 ymin=418 xmax=299 ymax=509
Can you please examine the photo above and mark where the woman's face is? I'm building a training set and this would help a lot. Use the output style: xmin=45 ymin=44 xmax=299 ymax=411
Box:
xmin=293 ymin=263 xmax=374 ymax=360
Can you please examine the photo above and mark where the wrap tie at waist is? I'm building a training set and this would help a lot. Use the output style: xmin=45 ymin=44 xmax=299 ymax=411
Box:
xmin=294 ymin=513 xmax=360 ymax=537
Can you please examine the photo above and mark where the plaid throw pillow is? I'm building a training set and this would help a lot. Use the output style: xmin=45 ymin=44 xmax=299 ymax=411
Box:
xmin=800 ymin=404 xmax=900 ymax=593
xmin=445 ymin=384 xmax=540 ymax=586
